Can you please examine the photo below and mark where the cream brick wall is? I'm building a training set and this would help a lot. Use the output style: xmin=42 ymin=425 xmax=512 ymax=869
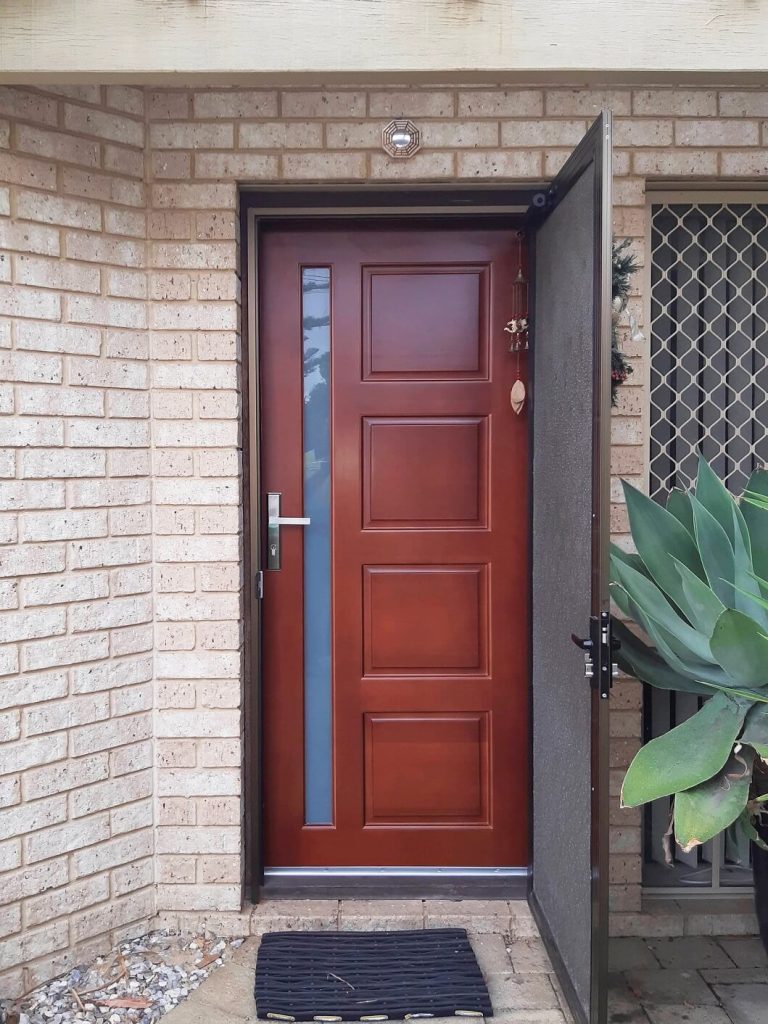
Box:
xmin=1 ymin=81 xmax=766 ymax=992
xmin=0 ymin=86 xmax=154 ymax=997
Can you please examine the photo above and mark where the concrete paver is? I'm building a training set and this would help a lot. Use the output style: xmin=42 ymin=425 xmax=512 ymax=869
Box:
xmin=158 ymin=900 xmax=766 ymax=1024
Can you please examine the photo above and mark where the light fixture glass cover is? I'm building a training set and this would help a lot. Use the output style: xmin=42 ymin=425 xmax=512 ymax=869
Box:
xmin=382 ymin=119 xmax=421 ymax=159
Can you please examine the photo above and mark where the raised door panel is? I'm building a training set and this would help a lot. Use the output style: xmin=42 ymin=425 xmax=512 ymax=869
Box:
xmin=363 ymin=265 xmax=489 ymax=379
xmin=364 ymin=712 xmax=490 ymax=825
xmin=363 ymin=416 xmax=488 ymax=530
xmin=363 ymin=564 xmax=488 ymax=676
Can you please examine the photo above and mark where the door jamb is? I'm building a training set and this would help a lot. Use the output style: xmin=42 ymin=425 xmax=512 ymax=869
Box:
xmin=241 ymin=186 xmax=546 ymax=903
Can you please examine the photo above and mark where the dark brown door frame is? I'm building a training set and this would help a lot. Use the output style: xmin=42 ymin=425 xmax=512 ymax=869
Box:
xmin=240 ymin=185 xmax=546 ymax=902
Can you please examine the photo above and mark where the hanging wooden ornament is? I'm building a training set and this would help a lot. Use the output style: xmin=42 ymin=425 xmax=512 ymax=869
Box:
xmin=508 ymin=231 xmax=528 ymax=415
xmin=510 ymin=377 xmax=526 ymax=415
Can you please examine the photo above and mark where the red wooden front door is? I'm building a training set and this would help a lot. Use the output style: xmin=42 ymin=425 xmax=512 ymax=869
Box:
xmin=260 ymin=221 xmax=529 ymax=867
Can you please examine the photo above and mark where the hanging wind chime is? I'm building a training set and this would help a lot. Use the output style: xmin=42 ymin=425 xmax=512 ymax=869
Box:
xmin=504 ymin=231 xmax=529 ymax=415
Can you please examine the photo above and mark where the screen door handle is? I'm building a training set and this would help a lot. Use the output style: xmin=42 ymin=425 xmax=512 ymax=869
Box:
xmin=267 ymin=492 xmax=310 ymax=570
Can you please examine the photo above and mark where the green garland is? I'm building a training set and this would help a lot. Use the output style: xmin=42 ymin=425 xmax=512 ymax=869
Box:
xmin=611 ymin=238 xmax=641 ymax=406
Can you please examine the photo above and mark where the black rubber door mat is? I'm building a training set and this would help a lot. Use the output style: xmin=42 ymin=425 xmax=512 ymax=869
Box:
xmin=254 ymin=928 xmax=493 ymax=1021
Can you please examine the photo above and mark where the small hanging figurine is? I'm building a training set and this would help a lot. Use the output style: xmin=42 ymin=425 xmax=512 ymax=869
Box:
xmin=504 ymin=232 xmax=529 ymax=415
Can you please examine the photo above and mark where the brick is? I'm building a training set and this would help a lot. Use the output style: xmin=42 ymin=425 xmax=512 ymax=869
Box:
xmin=0 ymin=480 xmax=64 ymax=509
xmin=0 ymin=607 xmax=66 ymax=644
xmin=22 ymin=447 xmax=106 ymax=477
xmin=0 ymin=710 xmax=21 ymax=741
xmin=501 ymin=119 xmax=588 ymax=146
xmin=151 ymin=241 xmax=235 ymax=270
xmin=0 ymin=88 xmax=58 ymax=126
xmin=0 ymin=670 xmax=68 ymax=710
xmin=632 ymin=149 xmax=719 ymax=176
xmin=72 ymin=770 xmax=152 ymax=817
xmin=151 ymin=183 xmax=236 ymax=209
xmin=0 ymin=417 xmax=62 ymax=447
xmin=26 ymin=693 xmax=110 ymax=737
xmin=106 ymin=330 xmax=150 ymax=360
xmin=545 ymin=88 xmax=631 ymax=116
xmin=71 ymin=595 xmax=151 ymax=633
xmin=0 ymin=795 xmax=67 ymax=842
xmin=68 ymin=294 xmax=147 ymax=330
xmin=634 ymin=89 xmax=717 ymax=116
xmin=20 ymin=509 xmax=107 ymax=543
xmin=150 ymin=123 xmax=235 ymax=150
xmin=69 ymin=356 xmax=148 ymax=389
xmin=105 ymin=207 xmax=146 ymax=237
xmin=0 ymin=921 xmax=69 ymax=970
xmin=17 ymin=320 xmax=102 ymax=356
xmin=0 ymin=283 xmax=61 ymax=320
xmin=239 ymin=121 xmax=322 ymax=149
xmin=155 ymin=827 xmax=240 ymax=854
xmin=614 ymin=118 xmax=674 ymax=147
xmin=26 ymin=876 xmax=110 ymax=929
xmin=72 ymin=712 xmax=151 ymax=756
xmin=65 ymin=231 xmax=144 ymax=267
xmin=0 ymin=151 xmax=56 ymax=189
xmin=24 ymin=632 xmax=109 ymax=672
xmin=69 ymin=419 xmax=149 ymax=448
xmin=675 ymin=118 xmax=759 ymax=146
xmin=16 ymin=190 xmax=101 ymax=230
xmin=64 ymin=104 xmax=144 ymax=147
xmin=282 ymin=90 xmax=365 ymax=117
xmin=282 ymin=152 xmax=367 ymax=180
xmin=721 ymin=151 xmax=768 ymax=176
xmin=370 ymin=152 xmax=454 ymax=180
xmin=155 ymin=651 xmax=239 ymax=679
xmin=194 ymin=89 xmax=277 ymax=118
xmin=152 ymin=360 xmax=233 ymax=393
xmin=195 ymin=152 xmax=277 ymax=178
xmin=72 ymin=829 xmax=152 ymax=878
xmin=458 ymin=150 xmax=543 ymax=178
xmin=70 ymin=536 xmax=150 ymax=569
xmin=0 ymin=218 xmax=60 ymax=256
xmin=0 ymin=733 xmax=67 ymax=775
xmin=720 ymin=90 xmax=768 ymax=116
xmin=152 ymin=150 xmax=192 ymax=179
xmin=106 ymin=85 xmax=144 ymax=116
xmin=458 ymin=89 xmax=543 ymax=116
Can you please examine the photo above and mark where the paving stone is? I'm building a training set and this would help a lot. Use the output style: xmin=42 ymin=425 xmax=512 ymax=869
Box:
xmin=491 ymin=1012 xmax=570 ymax=1023
xmin=165 ymin=995 xmax=246 ymax=1024
xmin=643 ymin=1006 xmax=732 ymax=1024
xmin=646 ymin=936 xmax=732 ymax=970
xmin=339 ymin=898 xmax=423 ymax=930
xmin=486 ymin=972 xmax=560 ymax=1011
xmin=717 ymin=937 xmax=768 ymax=968
xmin=714 ymin=982 xmax=768 ymax=1024
xmin=609 ymin=937 xmax=661 ymax=972
xmin=472 ymin=932 xmax=514 ymax=974
xmin=622 ymin=969 xmax=718 ymax=1006
xmin=193 ymin=961 xmax=256 ymax=1017
xmin=510 ymin=903 xmax=541 ymax=940
xmin=608 ymin=975 xmax=651 ymax=1023
xmin=427 ymin=899 xmax=510 ymax=934
xmin=701 ymin=967 xmax=768 ymax=984
xmin=228 ymin=935 xmax=260 ymax=966
xmin=506 ymin=938 xmax=553 ymax=974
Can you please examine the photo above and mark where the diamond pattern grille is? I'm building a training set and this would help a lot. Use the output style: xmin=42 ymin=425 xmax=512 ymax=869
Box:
xmin=650 ymin=202 xmax=768 ymax=501
xmin=646 ymin=201 xmax=768 ymax=893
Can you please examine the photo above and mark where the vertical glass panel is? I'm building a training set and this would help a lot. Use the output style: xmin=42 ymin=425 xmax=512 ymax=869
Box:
xmin=302 ymin=268 xmax=332 ymax=825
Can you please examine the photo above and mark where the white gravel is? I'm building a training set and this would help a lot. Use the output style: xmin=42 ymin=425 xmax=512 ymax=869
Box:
xmin=1 ymin=930 xmax=244 ymax=1024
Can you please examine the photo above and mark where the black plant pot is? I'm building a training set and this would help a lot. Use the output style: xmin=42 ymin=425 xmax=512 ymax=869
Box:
xmin=753 ymin=817 xmax=768 ymax=954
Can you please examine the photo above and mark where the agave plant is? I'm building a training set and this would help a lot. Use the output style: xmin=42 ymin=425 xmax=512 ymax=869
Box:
xmin=611 ymin=455 xmax=768 ymax=856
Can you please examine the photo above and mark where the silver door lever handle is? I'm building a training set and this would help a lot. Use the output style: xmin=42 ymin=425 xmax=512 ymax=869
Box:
xmin=266 ymin=492 xmax=310 ymax=570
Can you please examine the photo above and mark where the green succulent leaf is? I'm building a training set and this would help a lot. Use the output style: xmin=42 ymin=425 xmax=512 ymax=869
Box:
xmin=690 ymin=494 xmax=735 ymax=605
xmin=667 ymin=488 xmax=695 ymax=537
xmin=612 ymin=557 xmax=712 ymax=663
xmin=622 ymin=480 xmax=705 ymax=609
xmin=742 ymin=469 xmax=768 ymax=586
xmin=621 ymin=692 xmax=750 ymax=808
xmin=741 ymin=704 xmax=768 ymax=757
xmin=710 ymin=608 xmax=768 ymax=688
xmin=612 ymin=619 xmax=714 ymax=696
xmin=609 ymin=542 xmax=649 ymax=579
xmin=674 ymin=746 xmax=755 ymax=852
xmin=696 ymin=453 xmax=738 ymax=546
xmin=731 ymin=504 xmax=768 ymax=629
xmin=672 ymin=556 xmax=726 ymax=637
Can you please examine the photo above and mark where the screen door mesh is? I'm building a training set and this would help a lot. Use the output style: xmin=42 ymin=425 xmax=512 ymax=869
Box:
xmin=649 ymin=201 xmax=768 ymax=502
xmin=646 ymin=200 xmax=768 ymax=891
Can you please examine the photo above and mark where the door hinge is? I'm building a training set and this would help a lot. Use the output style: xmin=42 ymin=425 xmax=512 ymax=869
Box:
xmin=255 ymin=570 xmax=264 ymax=600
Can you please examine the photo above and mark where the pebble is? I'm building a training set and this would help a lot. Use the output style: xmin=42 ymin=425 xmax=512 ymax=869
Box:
xmin=0 ymin=931 xmax=244 ymax=1024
